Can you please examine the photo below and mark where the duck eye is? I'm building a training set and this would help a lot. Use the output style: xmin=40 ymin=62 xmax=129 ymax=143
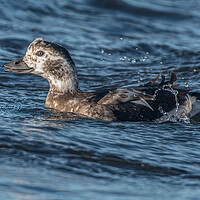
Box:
xmin=36 ymin=51 xmax=44 ymax=56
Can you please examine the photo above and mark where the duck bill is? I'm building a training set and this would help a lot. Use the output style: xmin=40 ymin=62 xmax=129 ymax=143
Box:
xmin=3 ymin=58 xmax=33 ymax=73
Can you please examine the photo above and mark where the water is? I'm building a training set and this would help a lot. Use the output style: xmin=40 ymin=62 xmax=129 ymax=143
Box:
xmin=0 ymin=0 xmax=200 ymax=199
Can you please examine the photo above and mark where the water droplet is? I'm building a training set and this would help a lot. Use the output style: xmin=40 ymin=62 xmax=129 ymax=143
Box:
xmin=131 ymin=59 xmax=136 ymax=63
xmin=101 ymin=49 xmax=104 ymax=53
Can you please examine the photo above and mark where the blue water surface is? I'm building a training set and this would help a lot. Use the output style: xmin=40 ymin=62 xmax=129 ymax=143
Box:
xmin=0 ymin=0 xmax=200 ymax=199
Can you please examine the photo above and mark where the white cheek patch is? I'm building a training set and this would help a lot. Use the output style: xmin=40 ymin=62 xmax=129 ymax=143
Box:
xmin=24 ymin=50 xmax=51 ymax=75
xmin=34 ymin=56 xmax=46 ymax=74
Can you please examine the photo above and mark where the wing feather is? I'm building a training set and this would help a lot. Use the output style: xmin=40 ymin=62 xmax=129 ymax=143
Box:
xmin=98 ymin=88 xmax=154 ymax=110
xmin=131 ymin=98 xmax=154 ymax=111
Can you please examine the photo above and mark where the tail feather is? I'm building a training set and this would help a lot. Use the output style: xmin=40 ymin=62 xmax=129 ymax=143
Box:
xmin=144 ymin=70 xmax=178 ymax=87
xmin=188 ymin=99 xmax=200 ymax=118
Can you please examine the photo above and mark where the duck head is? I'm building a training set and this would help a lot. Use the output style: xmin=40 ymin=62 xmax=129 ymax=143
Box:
xmin=3 ymin=38 xmax=79 ymax=93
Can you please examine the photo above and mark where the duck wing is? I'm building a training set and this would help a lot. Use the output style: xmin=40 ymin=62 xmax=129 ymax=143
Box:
xmin=97 ymin=70 xmax=176 ymax=110
xmin=96 ymin=71 xmax=196 ymax=122
xmin=98 ymin=87 xmax=154 ymax=111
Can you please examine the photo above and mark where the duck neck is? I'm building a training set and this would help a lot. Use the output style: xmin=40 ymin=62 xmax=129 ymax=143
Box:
xmin=45 ymin=75 xmax=80 ymax=109
xmin=47 ymin=74 xmax=80 ymax=94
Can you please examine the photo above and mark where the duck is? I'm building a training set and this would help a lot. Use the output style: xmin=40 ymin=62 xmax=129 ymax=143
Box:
xmin=2 ymin=38 xmax=197 ymax=122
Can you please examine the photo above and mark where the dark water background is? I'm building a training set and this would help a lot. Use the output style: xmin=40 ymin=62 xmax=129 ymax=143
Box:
xmin=0 ymin=0 xmax=200 ymax=199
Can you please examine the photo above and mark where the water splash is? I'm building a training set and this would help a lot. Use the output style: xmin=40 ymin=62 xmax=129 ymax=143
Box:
xmin=154 ymin=84 xmax=191 ymax=124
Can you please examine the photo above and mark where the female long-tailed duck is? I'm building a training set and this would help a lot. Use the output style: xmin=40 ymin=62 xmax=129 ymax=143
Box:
xmin=2 ymin=38 xmax=198 ymax=122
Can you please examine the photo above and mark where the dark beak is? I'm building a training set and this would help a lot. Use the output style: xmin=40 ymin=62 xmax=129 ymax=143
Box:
xmin=2 ymin=58 xmax=33 ymax=73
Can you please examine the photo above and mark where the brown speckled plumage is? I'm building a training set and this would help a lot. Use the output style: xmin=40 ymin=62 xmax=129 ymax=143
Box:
xmin=3 ymin=38 xmax=196 ymax=122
